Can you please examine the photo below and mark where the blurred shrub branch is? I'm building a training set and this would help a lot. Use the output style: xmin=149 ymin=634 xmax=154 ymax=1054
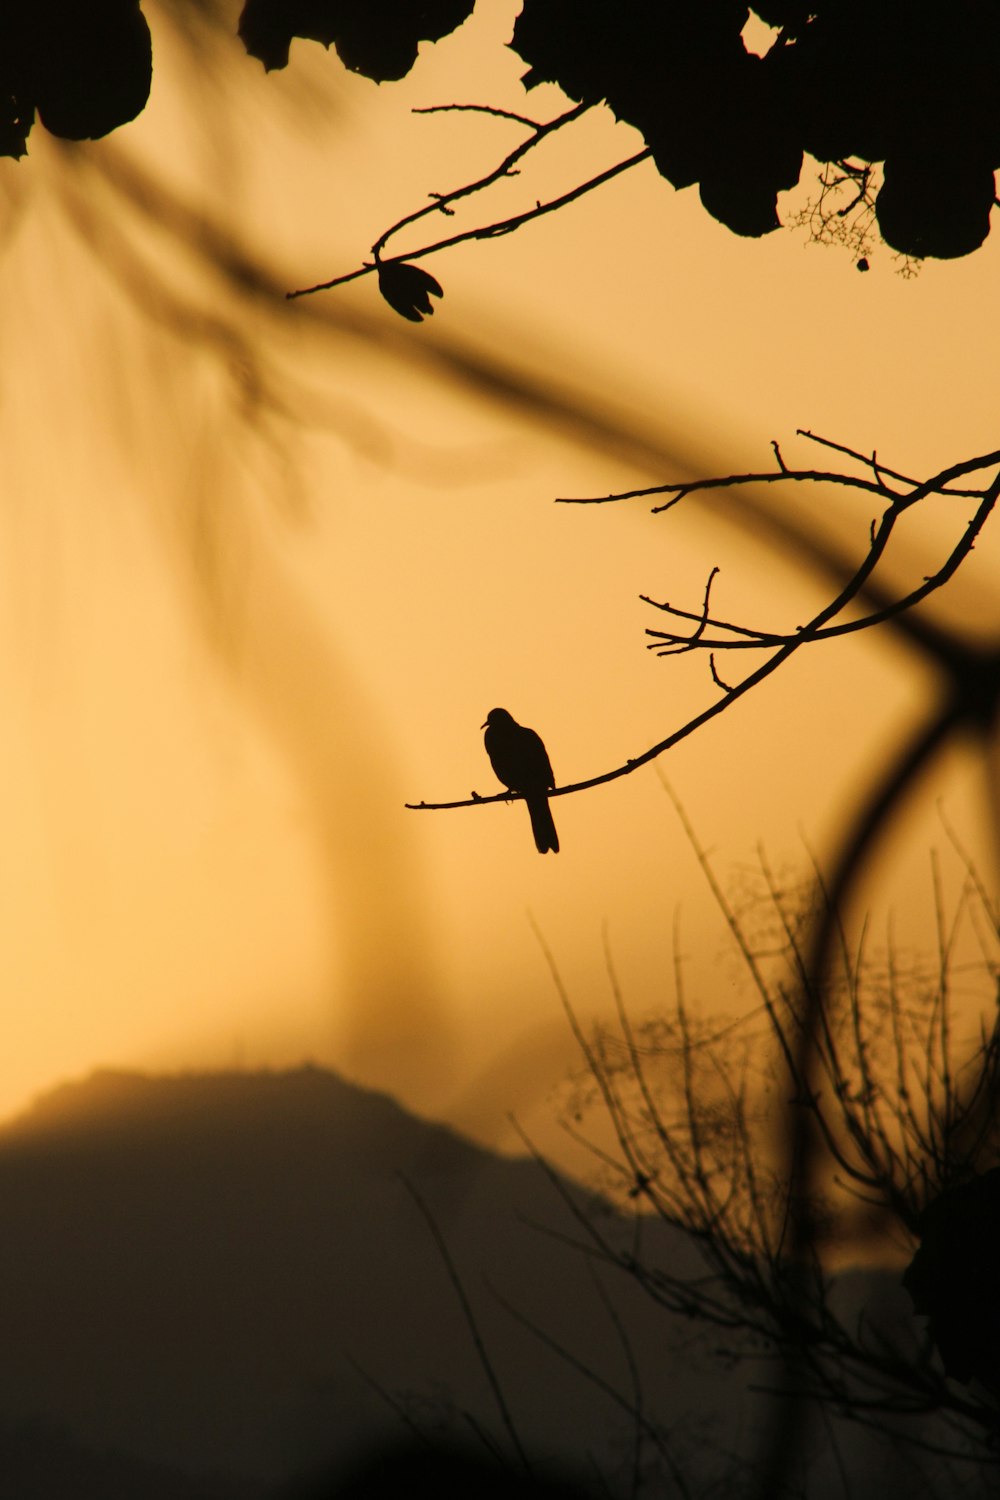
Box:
xmin=537 ymin=798 xmax=1000 ymax=1485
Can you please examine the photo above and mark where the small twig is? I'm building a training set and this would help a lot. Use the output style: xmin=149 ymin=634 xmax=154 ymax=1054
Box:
xmin=710 ymin=653 xmax=736 ymax=692
xmin=398 ymin=1173 xmax=533 ymax=1479
xmin=345 ymin=1355 xmax=435 ymax=1450
xmin=411 ymin=103 xmax=544 ymax=128
xmin=488 ymin=1282 xmax=694 ymax=1500
xmin=587 ymin=1264 xmax=645 ymax=1500
xmin=372 ymin=100 xmax=590 ymax=261
xmin=289 ymin=141 xmax=648 ymax=300
xmin=559 ymin=427 xmax=994 ymax=506
xmin=690 ymin=566 xmax=720 ymax=645
xmin=557 ymin=466 xmax=903 ymax=508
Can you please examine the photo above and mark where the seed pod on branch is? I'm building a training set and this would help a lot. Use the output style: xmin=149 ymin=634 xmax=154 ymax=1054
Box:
xmin=376 ymin=260 xmax=444 ymax=322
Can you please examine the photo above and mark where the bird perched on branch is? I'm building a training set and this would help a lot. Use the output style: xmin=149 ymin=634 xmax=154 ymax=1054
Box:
xmin=482 ymin=708 xmax=559 ymax=854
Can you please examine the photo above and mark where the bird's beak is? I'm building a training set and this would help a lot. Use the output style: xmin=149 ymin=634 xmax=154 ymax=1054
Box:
xmin=481 ymin=719 xmax=488 ymax=729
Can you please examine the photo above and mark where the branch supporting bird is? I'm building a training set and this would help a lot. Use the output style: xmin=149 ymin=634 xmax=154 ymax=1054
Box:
xmin=482 ymin=708 xmax=559 ymax=854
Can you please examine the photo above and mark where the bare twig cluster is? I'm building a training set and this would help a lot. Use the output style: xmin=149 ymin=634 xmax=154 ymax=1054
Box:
xmin=546 ymin=804 xmax=1000 ymax=1480
xmin=785 ymin=159 xmax=880 ymax=268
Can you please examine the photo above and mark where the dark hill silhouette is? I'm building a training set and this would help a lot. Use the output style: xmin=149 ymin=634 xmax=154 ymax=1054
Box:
xmin=0 ymin=1065 xmax=952 ymax=1498
xmin=0 ymin=1413 xmax=260 ymax=1500
xmin=0 ymin=1066 xmax=721 ymax=1495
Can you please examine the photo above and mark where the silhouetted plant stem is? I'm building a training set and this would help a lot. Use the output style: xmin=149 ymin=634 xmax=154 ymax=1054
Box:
xmin=289 ymin=147 xmax=650 ymax=301
xmin=487 ymin=1280 xmax=693 ymax=1500
xmin=408 ymin=437 xmax=999 ymax=814
xmin=397 ymin=1173 xmax=533 ymax=1480
xmin=540 ymin=780 xmax=1000 ymax=1488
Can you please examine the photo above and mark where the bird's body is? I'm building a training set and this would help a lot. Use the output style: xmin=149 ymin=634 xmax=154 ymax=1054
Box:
xmin=482 ymin=708 xmax=559 ymax=854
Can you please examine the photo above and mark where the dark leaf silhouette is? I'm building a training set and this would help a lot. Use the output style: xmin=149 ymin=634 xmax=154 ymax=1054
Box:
xmin=0 ymin=0 xmax=151 ymax=156
xmin=376 ymin=260 xmax=444 ymax=322
xmin=0 ymin=95 xmax=33 ymax=160
xmin=511 ymin=0 xmax=793 ymax=238
xmin=238 ymin=0 xmax=476 ymax=80
xmin=903 ymin=1168 xmax=1000 ymax=1389
xmin=508 ymin=0 xmax=1000 ymax=257
xmin=876 ymin=151 xmax=996 ymax=260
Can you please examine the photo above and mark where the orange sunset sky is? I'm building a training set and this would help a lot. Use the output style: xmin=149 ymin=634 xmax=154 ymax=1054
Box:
xmin=0 ymin=0 xmax=997 ymax=1171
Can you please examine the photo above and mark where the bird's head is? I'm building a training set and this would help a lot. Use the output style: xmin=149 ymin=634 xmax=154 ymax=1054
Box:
xmin=482 ymin=708 xmax=515 ymax=730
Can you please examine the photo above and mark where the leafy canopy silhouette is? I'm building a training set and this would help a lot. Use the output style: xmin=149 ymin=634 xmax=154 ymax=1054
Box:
xmin=12 ymin=3 xmax=998 ymax=264
xmin=238 ymin=0 xmax=999 ymax=261
xmin=0 ymin=0 xmax=151 ymax=156
xmin=239 ymin=0 xmax=477 ymax=80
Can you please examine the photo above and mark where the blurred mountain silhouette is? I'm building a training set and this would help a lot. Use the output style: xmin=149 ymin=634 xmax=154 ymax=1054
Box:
xmin=0 ymin=1065 xmax=955 ymax=1498
xmin=0 ymin=1066 xmax=717 ymax=1496
xmin=0 ymin=1412 xmax=258 ymax=1500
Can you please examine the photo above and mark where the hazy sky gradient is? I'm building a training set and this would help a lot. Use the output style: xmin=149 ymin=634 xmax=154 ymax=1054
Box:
xmin=0 ymin=1 xmax=996 ymax=1176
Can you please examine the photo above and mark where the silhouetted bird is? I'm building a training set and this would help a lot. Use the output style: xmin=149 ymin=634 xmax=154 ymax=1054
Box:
xmin=483 ymin=708 xmax=559 ymax=854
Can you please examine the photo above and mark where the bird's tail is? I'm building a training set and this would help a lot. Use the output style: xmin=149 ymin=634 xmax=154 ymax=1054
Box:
xmin=527 ymin=794 xmax=559 ymax=854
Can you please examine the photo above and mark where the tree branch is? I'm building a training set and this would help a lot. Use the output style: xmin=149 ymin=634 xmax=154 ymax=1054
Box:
xmin=288 ymin=101 xmax=649 ymax=301
xmin=557 ymin=428 xmax=995 ymax=507
xmin=406 ymin=439 xmax=999 ymax=814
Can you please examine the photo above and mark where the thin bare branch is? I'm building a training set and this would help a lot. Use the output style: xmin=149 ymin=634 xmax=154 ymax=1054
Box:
xmin=408 ymin=440 xmax=999 ymax=814
xmin=398 ymin=1173 xmax=532 ymax=1479
xmin=289 ymin=144 xmax=649 ymax=300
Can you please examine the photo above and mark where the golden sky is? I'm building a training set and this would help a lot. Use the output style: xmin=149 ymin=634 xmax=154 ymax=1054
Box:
xmin=0 ymin=0 xmax=996 ymax=1173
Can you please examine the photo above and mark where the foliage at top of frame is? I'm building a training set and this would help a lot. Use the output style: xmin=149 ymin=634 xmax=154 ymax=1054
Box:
xmin=6 ymin=1 xmax=999 ymax=265
xmin=238 ymin=0 xmax=476 ymax=80
xmin=239 ymin=0 xmax=1000 ymax=263
xmin=509 ymin=0 xmax=999 ymax=258
xmin=0 ymin=0 xmax=151 ymax=157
